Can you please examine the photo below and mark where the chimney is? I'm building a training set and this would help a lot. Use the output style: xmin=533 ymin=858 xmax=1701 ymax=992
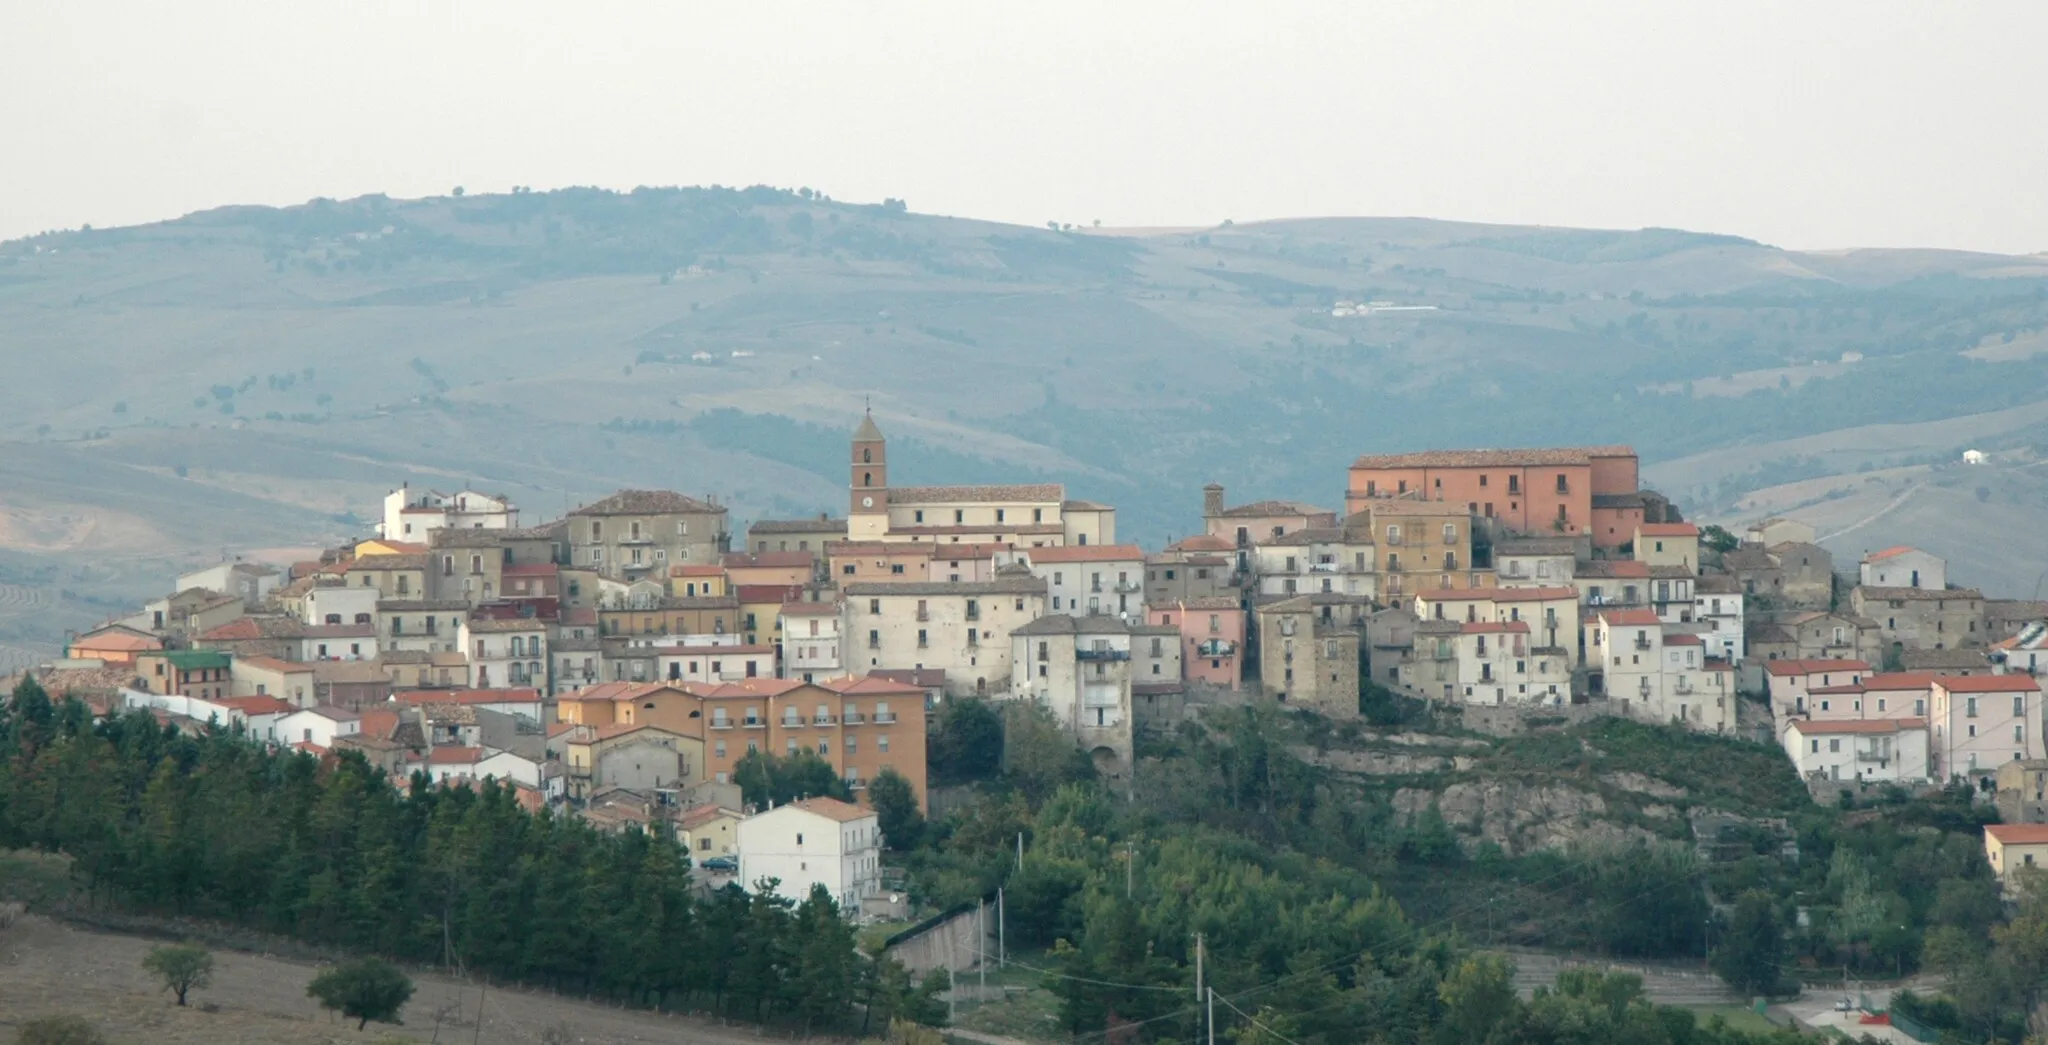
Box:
xmin=1203 ymin=483 xmax=1225 ymax=519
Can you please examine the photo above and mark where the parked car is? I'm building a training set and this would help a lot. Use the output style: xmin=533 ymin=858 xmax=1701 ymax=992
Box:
xmin=699 ymin=856 xmax=738 ymax=873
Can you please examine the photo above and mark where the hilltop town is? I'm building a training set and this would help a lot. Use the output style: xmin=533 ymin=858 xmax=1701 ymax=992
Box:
xmin=16 ymin=413 xmax=2048 ymax=920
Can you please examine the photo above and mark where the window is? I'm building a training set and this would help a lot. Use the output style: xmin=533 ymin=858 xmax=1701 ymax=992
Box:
xmin=1829 ymin=739 xmax=1840 ymax=752
xmin=845 ymin=736 xmax=857 ymax=754
xmin=1442 ymin=524 xmax=1456 ymax=544
xmin=2020 ymin=696 xmax=2030 ymax=717
xmin=869 ymin=598 xmax=881 ymax=614
xmin=879 ymin=734 xmax=890 ymax=753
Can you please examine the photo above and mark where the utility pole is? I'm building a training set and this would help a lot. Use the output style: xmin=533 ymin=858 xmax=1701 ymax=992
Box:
xmin=978 ymin=902 xmax=987 ymax=998
xmin=1017 ymin=831 xmax=1024 ymax=871
xmin=1126 ymin=841 xmax=1135 ymax=899
xmin=1194 ymin=933 xmax=1204 ymax=1045
xmin=1207 ymin=987 xmax=1215 ymax=1045
xmin=998 ymin=888 xmax=1007 ymax=968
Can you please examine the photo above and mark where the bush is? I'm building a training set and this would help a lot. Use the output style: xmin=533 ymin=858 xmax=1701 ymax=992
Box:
xmin=143 ymin=942 xmax=214 ymax=1006
xmin=14 ymin=1016 xmax=107 ymax=1045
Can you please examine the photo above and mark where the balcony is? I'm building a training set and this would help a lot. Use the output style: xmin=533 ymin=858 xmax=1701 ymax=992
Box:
xmin=874 ymin=712 xmax=897 ymax=724
xmin=812 ymin=714 xmax=837 ymax=726
xmin=1115 ymin=580 xmax=1141 ymax=593
xmin=1076 ymin=648 xmax=1130 ymax=662
xmin=742 ymin=718 xmax=765 ymax=729
xmin=1855 ymin=749 xmax=1892 ymax=764
xmin=1196 ymin=639 xmax=1237 ymax=658
xmin=843 ymin=712 xmax=866 ymax=725
xmin=1633 ymin=638 xmax=1653 ymax=651
xmin=710 ymin=719 xmax=733 ymax=731
xmin=782 ymin=717 xmax=804 ymax=730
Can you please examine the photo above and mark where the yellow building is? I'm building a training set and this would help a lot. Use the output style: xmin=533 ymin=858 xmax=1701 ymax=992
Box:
xmin=1986 ymin=824 xmax=2048 ymax=888
xmin=680 ymin=803 xmax=742 ymax=860
xmin=1349 ymin=501 xmax=1486 ymax=605
xmin=352 ymin=538 xmax=430 ymax=558
xmin=1634 ymin=523 xmax=1701 ymax=573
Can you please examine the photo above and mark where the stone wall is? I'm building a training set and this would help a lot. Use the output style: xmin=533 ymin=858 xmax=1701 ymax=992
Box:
xmin=883 ymin=898 xmax=998 ymax=975
xmin=1455 ymin=700 xmax=1616 ymax=738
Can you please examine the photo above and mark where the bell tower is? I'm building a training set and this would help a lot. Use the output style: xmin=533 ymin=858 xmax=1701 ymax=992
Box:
xmin=849 ymin=407 xmax=889 ymax=540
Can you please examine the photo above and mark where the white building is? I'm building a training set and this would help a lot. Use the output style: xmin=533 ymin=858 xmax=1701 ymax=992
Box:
xmin=1590 ymin=610 xmax=1736 ymax=733
xmin=1025 ymin=544 xmax=1147 ymax=621
xmin=781 ymin=601 xmax=844 ymax=682
xmin=841 ymin=570 xmax=1047 ymax=699
xmin=380 ymin=485 xmax=516 ymax=540
xmin=175 ymin=561 xmax=280 ymax=606
xmin=1430 ymin=620 xmax=1570 ymax=706
xmin=462 ymin=616 xmax=548 ymax=689
xmin=1860 ymin=546 xmax=1947 ymax=591
xmin=275 ymin=705 xmax=363 ymax=749
xmin=304 ymin=585 xmax=380 ymax=628
xmin=1008 ymin=614 xmax=1135 ymax=779
xmin=1250 ymin=528 xmax=1376 ymax=602
xmin=1693 ymin=576 xmax=1745 ymax=662
xmin=1784 ymin=719 xmax=1931 ymax=783
xmin=1495 ymin=538 xmax=1577 ymax=588
xmin=653 ymin=644 xmax=777 ymax=684
xmin=1930 ymin=675 xmax=2045 ymax=783
xmin=736 ymin=797 xmax=883 ymax=912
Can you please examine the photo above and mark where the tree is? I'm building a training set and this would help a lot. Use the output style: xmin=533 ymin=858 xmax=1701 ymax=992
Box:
xmin=1699 ymin=524 xmax=1740 ymax=554
xmin=307 ymin=956 xmax=415 ymax=1030
xmin=929 ymin=699 xmax=1002 ymax=784
xmin=1711 ymin=890 xmax=1787 ymax=996
xmin=1435 ymin=953 xmax=1516 ymax=1045
xmin=142 ymin=943 xmax=214 ymax=1006
xmin=13 ymin=1017 xmax=107 ymax=1045
xmin=870 ymin=767 xmax=924 ymax=850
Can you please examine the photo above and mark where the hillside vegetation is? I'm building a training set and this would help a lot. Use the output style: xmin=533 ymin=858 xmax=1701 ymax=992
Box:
xmin=5 ymin=187 xmax=2048 ymax=647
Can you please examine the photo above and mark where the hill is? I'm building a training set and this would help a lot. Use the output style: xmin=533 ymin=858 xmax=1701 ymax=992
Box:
xmin=5 ymin=187 xmax=2048 ymax=648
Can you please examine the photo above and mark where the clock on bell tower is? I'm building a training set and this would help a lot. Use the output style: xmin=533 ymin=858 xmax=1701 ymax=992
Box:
xmin=849 ymin=407 xmax=889 ymax=539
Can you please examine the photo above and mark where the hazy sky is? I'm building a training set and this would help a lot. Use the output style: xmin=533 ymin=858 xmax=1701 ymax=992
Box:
xmin=5 ymin=1 xmax=2045 ymax=253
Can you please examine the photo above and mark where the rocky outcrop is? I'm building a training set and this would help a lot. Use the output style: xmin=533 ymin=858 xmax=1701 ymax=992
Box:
xmin=1394 ymin=781 xmax=1664 ymax=856
xmin=1296 ymin=746 xmax=1475 ymax=775
xmin=1603 ymin=771 xmax=1688 ymax=799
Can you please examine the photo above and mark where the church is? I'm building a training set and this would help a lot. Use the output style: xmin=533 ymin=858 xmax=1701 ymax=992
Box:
xmin=845 ymin=411 xmax=1116 ymax=547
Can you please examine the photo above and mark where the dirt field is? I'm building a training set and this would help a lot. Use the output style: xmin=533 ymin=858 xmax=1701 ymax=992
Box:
xmin=0 ymin=914 xmax=798 ymax=1044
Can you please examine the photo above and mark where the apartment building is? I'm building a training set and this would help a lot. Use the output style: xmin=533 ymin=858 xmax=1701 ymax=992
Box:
xmin=1147 ymin=596 xmax=1245 ymax=689
xmin=569 ymin=489 xmax=730 ymax=578
xmin=1254 ymin=595 xmax=1361 ymax=718
xmin=1345 ymin=446 xmax=1648 ymax=549
xmin=1009 ymin=614 xmax=1137 ymax=778
xmin=841 ymin=570 xmax=1047 ymax=699
xmin=1251 ymin=527 xmax=1376 ymax=602
xmin=781 ymin=600 xmax=844 ymax=682
xmin=1351 ymin=499 xmax=1482 ymax=604
xmin=1930 ymin=674 xmax=2045 ymax=782
xmin=379 ymin=485 xmax=516 ymax=540
xmin=1025 ymin=544 xmax=1146 ymax=619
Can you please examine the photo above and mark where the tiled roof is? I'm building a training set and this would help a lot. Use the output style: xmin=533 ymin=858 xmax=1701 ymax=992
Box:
xmin=1496 ymin=538 xmax=1578 ymax=556
xmin=843 ymin=577 xmax=1045 ymax=596
xmin=1578 ymin=560 xmax=1651 ymax=579
xmin=1596 ymin=609 xmax=1662 ymax=627
xmin=571 ymin=490 xmax=723 ymax=516
xmin=1762 ymin=658 xmax=1871 ymax=676
xmin=235 ymin=655 xmax=312 ymax=674
xmin=736 ymin=584 xmax=807 ymax=604
xmin=1171 ymin=596 xmax=1241 ymax=610
xmin=214 ymin=695 xmax=294 ymax=716
xmin=817 ymin=674 xmax=926 ymax=697
xmin=1062 ymin=499 xmax=1113 ymax=511
xmin=1257 ymin=528 xmax=1345 ymax=548
xmin=1218 ymin=500 xmax=1331 ymax=519
xmin=1360 ymin=499 xmax=1468 ymax=517
xmin=464 ymin=616 xmax=547 ymax=633
xmin=376 ymin=599 xmax=471 ymax=611
xmin=1863 ymin=546 xmax=1921 ymax=562
xmin=1488 ymin=586 xmax=1579 ymax=602
xmin=695 ymin=677 xmax=807 ymax=698
xmin=427 ymin=746 xmax=486 ymax=765
xmin=786 ymin=796 xmax=874 ymax=823
xmin=888 ymin=483 xmax=1064 ymax=505
xmin=1899 ymin=649 xmax=1993 ymax=671
xmin=1935 ymin=675 xmax=2041 ymax=693
xmin=348 ymin=554 xmax=429 ymax=571
xmin=1722 ymin=548 xmax=1776 ymax=571
xmin=1789 ymin=718 xmax=1927 ymax=735
xmin=1013 ymin=615 xmax=1127 ymax=636
xmin=1858 ymin=586 xmax=1984 ymax=602
xmin=70 ymin=630 xmax=163 ymax=653
xmin=1349 ymin=446 xmax=1634 ymax=469
xmin=1161 ymin=535 xmax=1235 ymax=553
xmin=1663 ymin=633 xmax=1703 ymax=646
xmin=303 ymin=624 xmax=377 ymax=638
xmin=392 ymin=688 xmax=541 ymax=706
xmin=1028 ymin=543 xmax=1145 ymax=563
xmin=680 ymin=803 xmax=739 ymax=830
xmin=749 ymin=517 xmax=847 ymax=534
xmin=501 ymin=563 xmax=558 ymax=578
xmin=1987 ymin=824 xmax=2048 ymax=845
xmin=288 ymin=704 xmax=362 ymax=722
xmin=428 ymin=529 xmax=505 ymax=549
xmin=1695 ymin=574 xmax=1742 ymax=594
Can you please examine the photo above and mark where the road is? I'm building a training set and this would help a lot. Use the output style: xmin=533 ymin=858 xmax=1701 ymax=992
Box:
xmin=1501 ymin=948 xmax=1739 ymax=1006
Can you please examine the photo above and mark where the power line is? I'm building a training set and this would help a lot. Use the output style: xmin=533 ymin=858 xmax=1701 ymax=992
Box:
xmin=1214 ymin=989 xmax=1308 ymax=1045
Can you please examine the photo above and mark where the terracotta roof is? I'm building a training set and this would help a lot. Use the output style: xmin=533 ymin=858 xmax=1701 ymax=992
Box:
xmin=70 ymin=631 xmax=163 ymax=653
xmin=725 ymin=551 xmax=813 ymax=569
xmin=1808 ymin=672 xmax=1938 ymax=695
xmin=750 ymin=517 xmax=847 ymax=534
xmin=736 ymin=583 xmax=807 ymax=603
xmin=1597 ymin=609 xmax=1662 ymax=627
xmin=694 ymin=677 xmax=806 ymax=698
xmin=287 ymin=704 xmax=362 ymax=722
xmin=1987 ymin=824 xmax=2048 ymax=845
xmin=1028 ymin=543 xmax=1145 ymax=563
xmin=1663 ymin=633 xmax=1704 ymax=646
xmin=198 ymin=616 xmax=306 ymax=641
xmin=785 ymin=796 xmax=874 ymax=823
xmin=1936 ymin=675 xmax=2041 ymax=693
xmin=1863 ymin=546 xmax=1921 ymax=562
xmin=428 ymin=529 xmax=507 ymax=549
xmin=303 ymin=623 xmax=376 ymax=638
xmin=1639 ymin=523 xmax=1699 ymax=537
xmin=1762 ymin=659 xmax=1872 ymax=676
xmin=827 ymin=540 xmax=930 ymax=557
xmin=501 ymin=563 xmax=558 ymax=578
xmin=1461 ymin=621 xmax=1528 ymax=634
xmin=1350 ymin=446 xmax=1634 ymax=469
xmin=1062 ymin=499 xmax=1113 ymax=511
xmin=572 ymin=489 xmax=723 ymax=516
xmin=1858 ymin=586 xmax=1984 ymax=602
xmin=1648 ymin=565 xmax=1695 ymax=580
xmin=1789 ymin=718 xmax=1928 ymax=735
xmin=1162 ymin=534 xmax=1235 ymax=553
xmin=1899 ymin=649 xmax=1994 ymax=671
xmin=561 ymin=680 xmax=680 ymax=703
xmin=427 ymin=746 xmax=486 ymax=765
xmin=680 ymin=803 xmax=739 ymax=830
xmin=587 ymin=722 xmax=660 ymax=742
xmin=888 ymin=483 xmax=1064 ymax=505
xmin=1257 ymin=527 xmax=1345 ymax=548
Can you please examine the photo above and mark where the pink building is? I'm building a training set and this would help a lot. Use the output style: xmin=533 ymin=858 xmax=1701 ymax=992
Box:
xmin=1149 ymin=596 xmax=1244 ymax=690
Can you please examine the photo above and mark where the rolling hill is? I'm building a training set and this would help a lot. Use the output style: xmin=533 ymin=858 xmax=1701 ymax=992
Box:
xmin=4 ymin=185 xmax=2048 ymax=653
